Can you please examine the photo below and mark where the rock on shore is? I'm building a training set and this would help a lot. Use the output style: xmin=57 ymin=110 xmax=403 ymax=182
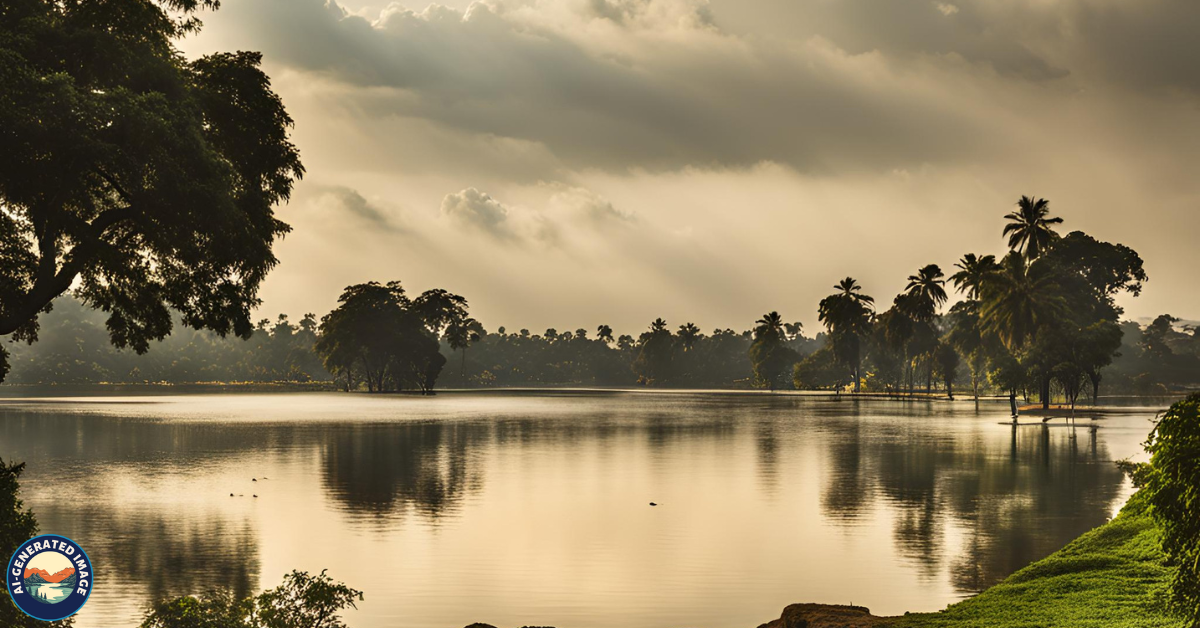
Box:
xmin=464 ymin=603 xmax=883 ymax=628
xmin=756 ymin=603 xmax=884 ymax=628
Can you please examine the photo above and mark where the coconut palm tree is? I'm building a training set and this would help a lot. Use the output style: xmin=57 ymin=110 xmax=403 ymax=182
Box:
xmin=818 ymin=278 xmax=875 ymax=393
xmin=650 ymin=318 xmax=668 ymax=334
xmin=904 ymin=264 xmax=948 ymax=322
xmin=754 ymin=311 xmax=785 ymax=341
xmin=950 ymin=254 xmax=1000 ymax=299
xmin=1003 ymin=196 xmax=1063 ymax=259
xmin=596 ymin=324 xmax=614 ymax=344
xmin=835 ymin=277 xmax=875 ymax=306
xmin=677 ymin=322 xmax=701 ymax=351
xmin=446 ymin=316 xmax=482 ymax=379
xmin=750 ymin=311 xmax=793 ymax=390
xmin=978 ymin=252 xmax=1068 ymax=352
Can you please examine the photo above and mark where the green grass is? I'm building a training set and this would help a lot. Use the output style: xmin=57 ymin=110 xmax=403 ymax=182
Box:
xmin=887 ymin=493 xmax=1184 ymax=628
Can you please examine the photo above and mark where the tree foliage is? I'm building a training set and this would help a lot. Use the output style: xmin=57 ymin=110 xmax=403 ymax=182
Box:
xmin=0 ymin=0 xmax=302 ymax=381
xmin=818 ymin=278 xmax=874 ymax=392
xmin=1142 ymin=393 xmax=1200 ymax=626
xmin=749 ymin=311 xmax=798 ymax=389
xmin=1003 ymin=196 xmax=1062 ymax=259
xmin=1 ymin=458 xmax=72 ymax=628
xmin=314 ymin=282 xmax=445 ymax=393
xmin=140 ymin=570 xmax=362 ymax=628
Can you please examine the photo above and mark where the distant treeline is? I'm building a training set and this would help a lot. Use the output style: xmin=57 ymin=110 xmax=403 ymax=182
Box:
xmin=3 ymin=293 xmax=1198 ymax=399
xmin=4 ymin=199 xmax=1200 ymax=400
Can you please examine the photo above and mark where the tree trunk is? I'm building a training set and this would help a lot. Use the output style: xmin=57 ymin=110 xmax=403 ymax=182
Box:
xmin=854 ymin=360 xmax=861 ymax=394
xmin=1041 ymin=374 xmax=1051 ymax=410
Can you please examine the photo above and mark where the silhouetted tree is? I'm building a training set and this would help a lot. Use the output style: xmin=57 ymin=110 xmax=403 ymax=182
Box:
xmin=1003 ymin=196 xmax=1063 ymax=259
xmin=818 ymin=278 xmax=875 ymax=393
xmin=0 ymin=0 xmax=303 ymax=382
xmin=315 ymin=282 xmax=444 ymax=393
xmin=749 ymin=312 xmax=797 ymax=390
xmin=950 ymin=254 xmax=1000 ymax=299
xmin=633 ymin=318 xmax=674 ymax=385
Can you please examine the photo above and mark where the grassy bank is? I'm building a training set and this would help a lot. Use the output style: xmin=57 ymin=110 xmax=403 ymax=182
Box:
xmin=886 ymin=492 xmax=1182 ymax=628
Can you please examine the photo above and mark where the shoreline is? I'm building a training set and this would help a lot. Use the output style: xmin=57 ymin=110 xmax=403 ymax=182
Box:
xmin=470 ymin=492 xmax=1181 ymax=628
xmin=0 ymin=382 xmax=1182 ymax=406
xmin=751 ymin=492 xmax=1181 ymax=628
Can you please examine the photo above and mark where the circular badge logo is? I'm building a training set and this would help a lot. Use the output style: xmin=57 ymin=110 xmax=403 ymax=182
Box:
xmin=6 ymin=535 xmax=93 ymax=621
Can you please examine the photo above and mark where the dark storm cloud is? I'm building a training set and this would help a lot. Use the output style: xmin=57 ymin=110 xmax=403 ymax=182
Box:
xmin=183 ymin=0 xmax=1200 ymax=327
xmin=195 ymin=0 xmax=1200 ymax=176
xmin=196 ymin=0 xmax=1005 ymax=172
xmin=1072 ymin=0 xmax=1200 ymax=96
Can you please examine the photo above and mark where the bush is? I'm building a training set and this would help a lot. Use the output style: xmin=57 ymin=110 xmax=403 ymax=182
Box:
xmin=1144 ymin=393 xmax=1200 ymax=626
xmin=141 ymin=570 xmax=362 ymax=628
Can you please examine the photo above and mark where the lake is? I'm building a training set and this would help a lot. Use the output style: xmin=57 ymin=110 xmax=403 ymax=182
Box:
xmin=0 ymin=391 xmax=1160 ymax=628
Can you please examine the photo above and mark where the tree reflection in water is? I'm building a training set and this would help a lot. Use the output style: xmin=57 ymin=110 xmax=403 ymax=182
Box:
xmin=0 ymin=393 xmax=1135 ymax=625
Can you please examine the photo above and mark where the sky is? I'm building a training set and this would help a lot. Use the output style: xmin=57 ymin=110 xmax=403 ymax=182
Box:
xmin=179 ymin=0 xmax=1200 ymax=337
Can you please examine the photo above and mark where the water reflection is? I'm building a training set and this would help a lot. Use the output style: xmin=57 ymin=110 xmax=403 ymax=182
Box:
xmin=37 ymin=504 xmax=260 ymax=603
xmin=320 ymin=422 xmax=486 ymax=520
xmin=0 ymin=393 xmax=1142 ymax=628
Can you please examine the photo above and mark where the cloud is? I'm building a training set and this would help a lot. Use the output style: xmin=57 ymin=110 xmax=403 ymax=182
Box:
xmin=320 ymin=186 xmax=406 ymax=232
xmin=178 ymin=0 xmax=1200 ymax=329
xmin=186 ymin=0 xmax=1007 ymax=173
xmin=935 ymin=3 xmax=959 ymax=17
xmin=440 ymin=187 xmax=519 ymax=241
xmin=548 ymin=187 xmax=636 ymax=227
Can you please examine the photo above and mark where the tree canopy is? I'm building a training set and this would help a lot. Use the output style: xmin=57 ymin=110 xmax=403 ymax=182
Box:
xmin=0 ymin=0 xmax=302 ymax=380
xmin=314 ymin=282 xmax=445 ymax=393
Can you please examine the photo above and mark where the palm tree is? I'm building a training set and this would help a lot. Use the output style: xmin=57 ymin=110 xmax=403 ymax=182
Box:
xmin=978 ymin=252 xmax=1068 ymax=352
xmin=750 ymin=311 xmax=790 ymax=390
xmin=904 ymin=264 xmax=948 ymax=322
xmin=945 ymin=301 xmax=985 ymax=400
xmin=818 ymin=278 xmax=875 ymax=393
xmin=978 ymin=252 xmax=1069 ymax=414
xmin=677 ymin=322 xmax=701 ymax=351
xmin=446 ymin=316 xmax=482 ymax=379
xmin=650 ymin=318 xmax=668 ymax=334
xmin=902 ymin=265 xmax=948 ymax=393
xmin=1003 ymin=196 xmax=1063 ymax=259
xmin=754 ymin=311 xmax=785 ymax=341
xmin=596 ymin=324 xmax=614 ymax=344
xmin=950 ymin=254 xmax=1000 ymax=299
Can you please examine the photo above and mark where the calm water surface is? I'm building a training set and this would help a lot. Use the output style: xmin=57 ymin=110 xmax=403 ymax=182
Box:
xmin=0 ymin=391 xmax=1160 ymax=628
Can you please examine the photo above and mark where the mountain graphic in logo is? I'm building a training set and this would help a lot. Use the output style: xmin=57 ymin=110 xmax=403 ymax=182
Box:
xmin=23 ymin=561 xmax=78 ymax=604
xmin=24 ymin=567 xmax=76 ymax=583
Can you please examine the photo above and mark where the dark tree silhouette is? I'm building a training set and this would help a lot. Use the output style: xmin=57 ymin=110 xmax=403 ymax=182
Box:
xmin=1003 ymin=196 xmax=1063 ymax=259
xmin=749 ymin=311 xmax=797 ymax=390
xmin=979 ymin=253 xmax=1067 ymax=353
xmin=818 ymin=278 xmax=875 ymax=393
xmin=315 ymin=282 xmax=445 ymax=393
xmin=0 ymin=0 xmax=303 ymax=381
xmin=950 ymin=254 xmax=1000 ymax=299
